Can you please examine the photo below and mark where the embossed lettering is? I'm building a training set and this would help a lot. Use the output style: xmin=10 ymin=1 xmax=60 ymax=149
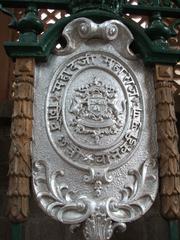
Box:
xmin=48 ymin=103 xmax=59 ymax=120
xmin=131 ymin=120 xmax=141 ymax=131
xmin=102 ymin=55 xmax=114 ymax=68
xmin=58 ymin=71 xmax=72 ymax=82
xmin=132 ymin=107 xmax=142 ymax=119
xmin=46 ymin=52 xmax=143 ymax=168
xmin=52 ymin=81 xmax=66 ymax=93
xmin=57 ymin=135 xmax=67 ymax=147
xmin=49 ymin=121 xmax=61 ymax=132
xmin=111 ymin=63 xmax=123 ymax=75
xmin=66 ymin=62 xmax=80 ymax=72
xmin=121 ymin=74 xmax=134 ymax=85
xmin=65 ymin=144 xmax=81 ymax=159
xmin=127 ymin=84 xmax=139 ymax=97
xmin=77 ymin=54 xmax=96 ymax=66
xmin=95 ymin=155 xmax=111 ymax=165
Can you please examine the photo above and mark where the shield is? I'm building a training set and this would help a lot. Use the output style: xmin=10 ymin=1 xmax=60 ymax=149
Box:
xmin=88 ymin=96 xmax=107 ymax=117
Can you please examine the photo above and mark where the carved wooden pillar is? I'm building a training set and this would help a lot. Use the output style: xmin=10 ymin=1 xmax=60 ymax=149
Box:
xmin=7 ymin=58 xmax=35 ymax=222
xmin=155 ymin=64 xmax=180 ymax=219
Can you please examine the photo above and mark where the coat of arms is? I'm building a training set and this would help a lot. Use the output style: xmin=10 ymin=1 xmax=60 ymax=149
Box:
xmin=69 ymin=78 xmax=126 ymax=144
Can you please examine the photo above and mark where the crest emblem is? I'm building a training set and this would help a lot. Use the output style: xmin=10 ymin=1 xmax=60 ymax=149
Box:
xmin=69 ymin=78 xmax=126 ymax=144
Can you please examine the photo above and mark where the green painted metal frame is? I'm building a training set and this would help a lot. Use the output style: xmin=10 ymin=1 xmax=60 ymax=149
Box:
xmin=169 ymin=221 xmax=180 ymax=240
xmin=0 ymin=0 xmax=69 ymax=9
xmin=0 ymin=0 xmax=180 ymax=65
xmin=11 ymin=224 xmax=22 ymax=240
xmin=0 ymin=0 xmax=180 ymax=17
xmin=2 ymin=10 xmax=180 ymax=65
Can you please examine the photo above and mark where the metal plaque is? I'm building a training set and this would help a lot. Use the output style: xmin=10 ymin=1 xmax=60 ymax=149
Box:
xmin=32 ymin=18 xmax=158 ymax=240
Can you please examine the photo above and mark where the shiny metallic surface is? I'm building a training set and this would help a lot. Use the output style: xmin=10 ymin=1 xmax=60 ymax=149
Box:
xmin=32 ymin=18 xmax=158 ymax=240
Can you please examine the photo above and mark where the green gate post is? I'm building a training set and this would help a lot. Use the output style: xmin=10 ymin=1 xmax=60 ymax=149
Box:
xmin=11 ymin=224 xmax=23 ymax=240
xmin=169 ymin=221 xmax=180 ymax=240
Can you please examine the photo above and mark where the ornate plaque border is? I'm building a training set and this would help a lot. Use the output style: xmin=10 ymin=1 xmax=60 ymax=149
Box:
xmin=32 ymin=18 xmax=158 ymax=240
xmin=46 ymin=51 xmax=144 ymax=170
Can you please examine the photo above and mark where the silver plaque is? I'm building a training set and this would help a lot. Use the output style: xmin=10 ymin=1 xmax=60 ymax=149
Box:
xmin=32 ymin=18 xmax=158 ymax=240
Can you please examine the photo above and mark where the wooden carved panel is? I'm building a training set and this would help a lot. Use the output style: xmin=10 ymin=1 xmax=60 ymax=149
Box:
xmin=7 ymin=58 xmax=34 ymax=222
xmin=155 ymin=64 xmax=180 ymax=219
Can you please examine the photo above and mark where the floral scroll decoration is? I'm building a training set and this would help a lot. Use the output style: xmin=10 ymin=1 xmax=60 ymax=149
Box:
xmin=33 ymin=159 xmax=157 ymax=240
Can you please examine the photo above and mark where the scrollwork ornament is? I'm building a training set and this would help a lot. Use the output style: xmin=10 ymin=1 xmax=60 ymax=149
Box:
xmin=33 ymin=160 xmax=91 ymax=224
xmin=83 ymin=214 xmax=113 ymax=240
xmin=33 ymin=159 xmax=157 ymax=240
xmin=107 ymin=161 xmax=157 ymax=222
